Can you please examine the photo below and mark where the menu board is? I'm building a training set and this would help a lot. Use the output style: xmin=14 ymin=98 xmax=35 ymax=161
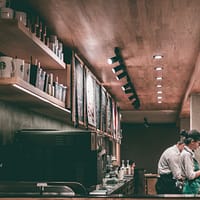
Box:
xmin=75 ymin=57 xmax=84 ymax=123
xmin=86 ymin=69 xmax=96 ymax=127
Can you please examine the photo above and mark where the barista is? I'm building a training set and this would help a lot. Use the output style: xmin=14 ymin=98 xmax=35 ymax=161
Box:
xmin=155 ymin=132 xmax=185 ymax=194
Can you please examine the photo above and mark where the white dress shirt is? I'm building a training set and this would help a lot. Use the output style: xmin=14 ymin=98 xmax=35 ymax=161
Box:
xmin=158 ymin=144 xmax=182 ymax=179
xmin=180 ymin=146 xmax=196 ymax=180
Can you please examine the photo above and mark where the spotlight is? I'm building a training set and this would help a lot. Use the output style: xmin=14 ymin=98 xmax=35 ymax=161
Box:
xmin=116 ymin=71 xmax=127 ymax=80
xmin=124 ymin=88 xmax=132 ymax=94
xmin=121 ymin=82 xmax=131 ymax=91
xmin=112 ymin=64 xmax=124 ymax=73
xmin=128 ymin=94 xmax=136 ymax=101
xmin=132 ymin=99 xmax=140 ymax=109
xmin=107 ymin=56 xmax=119 ymax=64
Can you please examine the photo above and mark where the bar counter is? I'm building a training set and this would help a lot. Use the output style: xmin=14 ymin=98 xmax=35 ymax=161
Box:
xmin=0 ymin=195 xmax=200 ymax=200
xmin=0 ymin=181 xmax=200 ymax=200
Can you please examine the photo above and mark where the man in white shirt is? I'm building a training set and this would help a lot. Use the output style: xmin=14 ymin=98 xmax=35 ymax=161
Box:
xmin=155 ymin=140 xmax=185 ymax=194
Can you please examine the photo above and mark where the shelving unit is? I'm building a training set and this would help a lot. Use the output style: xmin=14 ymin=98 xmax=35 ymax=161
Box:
xmin=0 ymin=77 xmax=71 ymax=122
xmin=0 ymin=19 xmax=65 ymax=69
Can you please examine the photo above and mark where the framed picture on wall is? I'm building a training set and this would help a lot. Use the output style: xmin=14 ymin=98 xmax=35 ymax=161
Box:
xmin=86 ymin=68 xmax=96 ymax=127
xmin=95 ymin=81 xmax=101 ymax=131
xmin=74 ymin=55 xmax=85 ymax=125
xmin=112 ymin=101 xmax=117 ymax=139
xmin=101 ymin=87 xmax=107 ymax=132
xmin=106 ymin=95 xmax=112 ymax=134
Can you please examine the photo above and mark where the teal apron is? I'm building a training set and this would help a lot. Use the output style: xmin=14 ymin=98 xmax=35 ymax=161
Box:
xmin=183 ymin=158 xmax=200 ymax=194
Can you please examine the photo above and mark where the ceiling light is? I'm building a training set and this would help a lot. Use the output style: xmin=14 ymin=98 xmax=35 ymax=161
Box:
xmin=153 ymin=55 xmax=163 ymax=59
xmin=156 ymin=84 xmax=162 ymax=88
xmin=124 ymin=88 xmax=132 ymax=94
xmin=128 ymin=95 xmax=136 ymax=101
xmin=157 ymin=91 xmax=162 ymax=94
xmin=121 ymin=82 xmax=131 ymax=91
xmin=157 ymin=96 xmax=162 ymax=99
xmin=112 ymin=64 xmax=124 ymax=73
xmin=156 ymin=77 xmax=162 ymax=80
xmin=132 ymin=99 xmax=140 ymax=109
xmin=107 ymin=56 xmax=119 ymax=64
xmin=154 ymin=67 xmax=163 ymax=71
xmin=158 ymin=101 xmax=162 ymax=104
xmin=116 ymin=71 xmax=127 ymax=80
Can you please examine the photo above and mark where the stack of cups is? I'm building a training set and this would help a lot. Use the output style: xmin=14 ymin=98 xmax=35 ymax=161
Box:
xmin=0 ymin=0 xmax=14 ymax=19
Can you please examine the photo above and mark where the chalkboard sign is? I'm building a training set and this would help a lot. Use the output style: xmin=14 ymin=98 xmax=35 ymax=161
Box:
xmin=75 ymin=57 xmax=84 ymax=124
xmin=86 ymin=69 xmax=96 ymax=127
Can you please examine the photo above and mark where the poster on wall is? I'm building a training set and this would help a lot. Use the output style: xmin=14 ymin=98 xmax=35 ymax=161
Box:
xmin=101 ymin=88 xmax=107 ymax=132
xmin=95 ymin=81 xmax=101 ymax=130
xmin=75 ymin=56 xmax=84 ymax=124
xmin=86 ymin=69 xmax=96 ymax=127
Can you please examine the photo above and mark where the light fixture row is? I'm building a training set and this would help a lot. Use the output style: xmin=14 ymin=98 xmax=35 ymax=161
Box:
xmin=108 ymin=47 xmax=140 ymax=109
xmin=153 ymin=55 xmax=164 ymax=104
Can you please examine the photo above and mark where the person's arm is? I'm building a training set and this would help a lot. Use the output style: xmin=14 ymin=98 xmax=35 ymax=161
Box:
xmin=194 ymin=169 xmax=200 ymax=178
xmin=181 ymin=153 xmax=196 ymax=180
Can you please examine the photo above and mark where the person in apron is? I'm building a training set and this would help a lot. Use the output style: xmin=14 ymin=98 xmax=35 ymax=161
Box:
xmin=180 ymin=129 xmax=200 ymax=194
xmin=155 ymin=133 xmax=185 ymax=194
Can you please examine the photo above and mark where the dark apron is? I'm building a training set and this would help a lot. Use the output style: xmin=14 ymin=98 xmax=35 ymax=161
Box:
xmin=155 ymin=173 xmax=182 ymax=194
xmin=183 ymin=158 xmax=200 ymax=194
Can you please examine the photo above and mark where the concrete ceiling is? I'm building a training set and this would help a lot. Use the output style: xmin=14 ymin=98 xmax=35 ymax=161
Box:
xmin=11 ymin=0 xmax=200 ymax=123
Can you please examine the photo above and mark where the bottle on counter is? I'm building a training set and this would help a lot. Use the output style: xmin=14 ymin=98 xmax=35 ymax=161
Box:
xmin=126 ymin=160 xmax=131 ymax=175
xmin=131 ymin=162 xmax=136 ymax=175
xmin=118 ymin=160 xmax=125 ymax=180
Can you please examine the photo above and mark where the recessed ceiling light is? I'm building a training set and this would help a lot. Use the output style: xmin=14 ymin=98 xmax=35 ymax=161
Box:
xmin=153 ymin=55 xmax=163 ymax=59
xmin=158 ymin=101 xmax=162 ymax=104
xmin=157 ymin=91 xmax=162 ymax=94
xmin=156 ymin=77 xmax=162 ymax=80
xmin=156 ymin=84 xmax=162 ymax=88
xmin=157 ymin=96 xmax=162 ymax=99
xmin=154 ymin=67 xmax=163 ymax=71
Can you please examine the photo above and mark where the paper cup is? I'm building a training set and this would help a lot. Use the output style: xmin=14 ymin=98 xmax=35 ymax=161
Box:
xmin=15 ymin=11 xmax=27 ymax=26
xmin=0 ymin=7 xmax=13 ymax=19
xmin=12 ymin=58 xmax=24 ymax=79
xmin=0 ymin=56 xmax=13 ymax=77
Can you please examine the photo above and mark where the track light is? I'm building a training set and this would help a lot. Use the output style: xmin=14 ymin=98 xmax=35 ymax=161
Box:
xmin=112 ymin=64 xmax=124 ymax=73
xmin=132 ymin=99 xmax=140 ymax=109
xmin=108 ymin=47 xmax=141 ymax=109
xmin=116 ymin=71 xmax=127 ymax=80
xmin=107 ymin=56 xmax=119 ymax=64
xmin=121 ymin=82 xmax=131 ymax=91
xmin=124 ymin=88 xmax=132 ymax=94
xmin=128 ymin=95 xmax=136 ymax=101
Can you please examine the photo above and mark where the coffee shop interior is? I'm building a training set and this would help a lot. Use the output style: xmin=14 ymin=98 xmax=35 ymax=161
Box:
xmin=1 ymin=0 xmax=200 ymax=198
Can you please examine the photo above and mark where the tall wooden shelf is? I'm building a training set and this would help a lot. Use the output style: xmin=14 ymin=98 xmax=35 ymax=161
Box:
xmin=0 ymin=77 xmax=71 ymax=122
xmin=0 ymin=19 xmax=65 ymax=69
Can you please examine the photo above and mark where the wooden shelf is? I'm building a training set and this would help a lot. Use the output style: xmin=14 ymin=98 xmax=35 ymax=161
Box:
xmin=0 ymin=19 xmax=65 ymax=69
xmin=0 ymin=77 xmax=71 ymax=122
